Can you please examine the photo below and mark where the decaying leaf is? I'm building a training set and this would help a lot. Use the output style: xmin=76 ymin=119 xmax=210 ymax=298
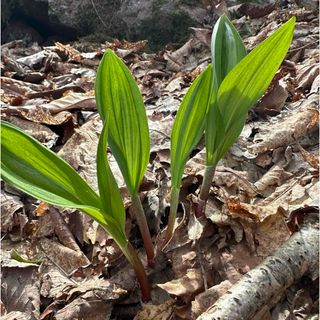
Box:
xmin=1 ymin=189 xmax=24 ymax=233
xmin=157 ymin=268 xmax=204 ymax=302
xmin=1 ymin=265 xmax=40 ymax=320
xmin=38 ymin=238 xmax=89 ymax=274
xmin=2 ymin=116 xmax=58 ymax=148
xmin=54 ymin=295 xmax=112 ymax=320
xmin=249 ymin=96 xmax=318 ymax=155
xmin=133 ymin=299 xmax=175 ymax=320
xmin=226 ymin=197 xmax=290 ymax=256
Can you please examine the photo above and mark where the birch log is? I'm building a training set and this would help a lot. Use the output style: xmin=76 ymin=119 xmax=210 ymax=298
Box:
xmin=197 ymin=214 xmax=319 ymax=320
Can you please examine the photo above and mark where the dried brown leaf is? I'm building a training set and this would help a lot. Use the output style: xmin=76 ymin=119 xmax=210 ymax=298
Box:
xmin=249 ymin=97 xmax=318 ymax=155
xmin=38 ymin=238 xmax=89 ymax=274
xmin=133 ymin=299 xmax=175 ymax=320
xmin=296 ymin=140 xmax=320 ymax=170
xmin=157 ymin=268 xmax=204 ymax=302
xmin=1 ymin=190 xmax=24 ymax=232
xmin=254 ymin=80 xmax=289 ymax=114
xmin=2 ymin=116 xmax=58 ymax=147
xmin=1 ymin=266 xmax=40 ymax=320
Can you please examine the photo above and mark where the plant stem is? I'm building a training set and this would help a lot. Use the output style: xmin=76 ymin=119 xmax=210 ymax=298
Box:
xmin=131 ymin=193 xmax=155 ymax=268
xmin=163 ymin=186 xmax=180 ymax=246
xmin=196 ymin=165 xmax=216 ymax=218
xmin=122 ymin=242 xmax=151 ymax=302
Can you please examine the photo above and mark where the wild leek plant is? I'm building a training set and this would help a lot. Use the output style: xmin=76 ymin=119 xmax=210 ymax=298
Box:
xmin=1 ymin=120 xmax=151 ymax=302
xmin=164 ymin=16 xmax=296 ymax=242
xmin=95 ymin=50 xmax=155 ymax=267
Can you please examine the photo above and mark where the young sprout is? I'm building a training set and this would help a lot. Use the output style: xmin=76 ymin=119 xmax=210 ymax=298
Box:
xmin=198 ymin=16 xmax=296 ymax=216
xmin=1 ymin=120 xmax=151 ymax=301
xmin=95 ymin=50 xmax=155 ymax=267
xmin=164 ymin=16 xmax=296 ymax=243
xmin=164 ymin=65 xmax=213 ymax=245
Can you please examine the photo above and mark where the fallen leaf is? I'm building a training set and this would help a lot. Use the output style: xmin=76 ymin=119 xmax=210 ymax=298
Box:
xmin=1 ymin=266 xmax=40 ymax=320
xmin=157 ymin=268 xmax=204 ymax=303
xmin=254 ymin=79 xmax=289 ymax=114
xmin=1 ymin=189 xmax=24 ymax=233
xmin=133 ymin=299 xmax=175 ymax=320
xmin=249 ymin=96 xmax=318 ymax=155
xmin=2 ymin=116 xmax=58 ymax=148
xmin=54 ymin=293 xmax=112 ymax=320
xmin=38 ymin=238 xmax=89 ymax=274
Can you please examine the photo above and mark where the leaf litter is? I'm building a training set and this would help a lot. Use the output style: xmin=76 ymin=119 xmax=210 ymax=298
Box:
xmin=1 ymin=2 xmax=319 ymax=319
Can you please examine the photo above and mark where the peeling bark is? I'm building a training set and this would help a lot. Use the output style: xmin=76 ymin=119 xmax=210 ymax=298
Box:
xmin=197 ymin=214 xmax=319 ymax=320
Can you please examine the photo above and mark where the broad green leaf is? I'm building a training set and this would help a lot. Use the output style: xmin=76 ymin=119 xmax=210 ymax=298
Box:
xmin=206 ymin=17 xmax=295 ymax=166
xmin=218 ymin=17 xmax=295 ymax=131
xmin=96 ymin=120 xmax=126 ymax=234
xmin=1 ymin=120 xmax=128 ymax=249
xmin=205 ymin=100 xmax=225 ymax=165
xmin=211 ymin=14 xmax=246 ymax=91
xmin=95 ymin=49 xmax=150 ymax=195
xmin=171 ymin=65 xmax=213 ymax=189
xmin=206 ymin=14 xmax=246 ymax=166
xmin=1 ymin=121 xmax=100 ymax=209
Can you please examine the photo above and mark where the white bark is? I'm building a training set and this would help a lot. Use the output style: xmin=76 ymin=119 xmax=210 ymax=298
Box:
xmin=197 ymin=214 xmax=319 ymax=320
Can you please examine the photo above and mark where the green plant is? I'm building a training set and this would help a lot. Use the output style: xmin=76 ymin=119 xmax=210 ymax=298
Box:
xmin=164 ymin=15 xmax=295 ymax=242
xmin=95 ymin=49 xmax=155 ymax=267
xmin=1 ymin=15 xmax=296 ymax=298
xmin=1 ymin=120 xmax=151 ymax=302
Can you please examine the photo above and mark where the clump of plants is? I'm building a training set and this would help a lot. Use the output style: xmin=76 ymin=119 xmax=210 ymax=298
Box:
xmin=1 ymin=15 xmax=295 ymax=301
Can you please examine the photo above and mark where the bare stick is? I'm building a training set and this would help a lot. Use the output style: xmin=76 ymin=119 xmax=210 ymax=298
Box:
xmin=197 ymin=213 xmax=319 ymax=320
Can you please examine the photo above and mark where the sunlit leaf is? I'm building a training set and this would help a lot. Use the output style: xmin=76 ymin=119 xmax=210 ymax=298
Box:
xmin=1 ymin=121 xmax=100 ymax=210
xmin=96 ymin=120 xmax=126 ymax=235
xmin=206 ymin=14 xmax=246 ymax=166
xmin=95 ymin=49 xmax=150 ymax=195
xmin=219 ymin=17 xmax=296 ymax=131
xmin=211 ymin=14 xmax=246 ymax=91
xmin=171 ymin=65 xmax=213 ymax=189
xmin=1 ymin=120 xmax=128 ymax=248
xmin=206 ymin=17 xmax=295 ymax=166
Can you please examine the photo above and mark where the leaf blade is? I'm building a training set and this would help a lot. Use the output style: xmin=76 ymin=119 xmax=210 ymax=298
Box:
xmin=171 ymin=65 xmax=213 ymax=188
xmin=96 ymin=120 xmax=126 ymax=233
xmin=1 ymin=121 xmax=100 ymax=209
xmin=95 ymin=49 xmax=150 ymax=194
xmin=218 ymin=17 xmax=296 ymax=131
xmin=211 ymin=14 xmax=246 ymax=90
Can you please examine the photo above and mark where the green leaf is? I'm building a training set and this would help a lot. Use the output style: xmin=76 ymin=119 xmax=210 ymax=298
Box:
xmin=211 ymin=14 xmax=246 ymax=91
xmin=218 ymin=17 xmax=296 ymax=132
xmin=1 ymin=120 xmax=128 ymax=249
xmin=1 ymin=121 xmax=100 ymax=209
xmin=95 ymin=49 xmax=150 ymax=195
xmin=171 ymin=65 xmax=213 ymax=189
xmin=96 ymin=120 xmax=126 ymax=235
xmin=206 ymin=14 xmax=246 ymax=166
xmin=206 ymin=17 xmax=295 ymax=166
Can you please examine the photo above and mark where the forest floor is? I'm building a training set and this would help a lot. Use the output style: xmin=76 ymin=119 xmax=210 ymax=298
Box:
xmin=1 ymin=2 xmax=319 ymax=320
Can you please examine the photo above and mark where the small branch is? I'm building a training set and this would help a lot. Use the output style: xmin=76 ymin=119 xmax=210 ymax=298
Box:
xmin=122 ymin=242 xmax=151 ymax=302
xmin=131 ymin=194 xmax=155 ymax=268
xmin=197 ymin=165 xmax=216 ymax=218
xmin=197 ymin=213 xmax=319 ymax=320
xmin=162 ymin=187 xmax=180 ymax=247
